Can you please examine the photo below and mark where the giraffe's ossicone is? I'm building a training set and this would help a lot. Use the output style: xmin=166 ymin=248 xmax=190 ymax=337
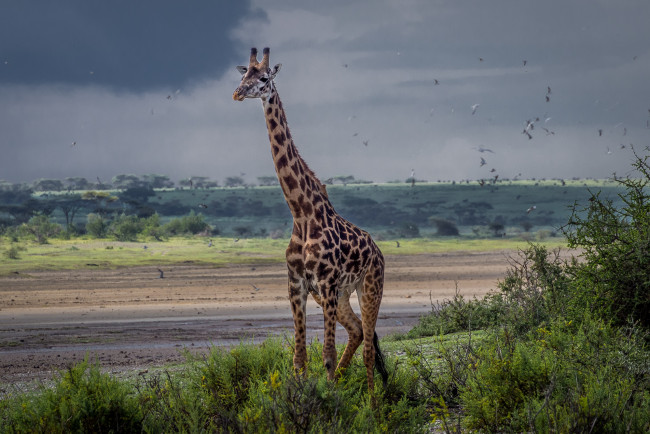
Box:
xmin=233 ymin=47 xmax=388 ymax=394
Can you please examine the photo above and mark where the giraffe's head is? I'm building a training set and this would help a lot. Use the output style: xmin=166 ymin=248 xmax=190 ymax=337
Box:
xmin=233 ymin=47 xmax=282 ymax=102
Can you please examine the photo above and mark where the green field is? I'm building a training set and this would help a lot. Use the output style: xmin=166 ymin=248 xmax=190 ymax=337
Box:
xmin=0 ymin=236 xmax=567 ymax=276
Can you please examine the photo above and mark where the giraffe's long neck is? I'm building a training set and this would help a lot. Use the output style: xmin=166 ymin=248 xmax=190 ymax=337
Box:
xmin=262 ymin=89 xmax=330 ymax=222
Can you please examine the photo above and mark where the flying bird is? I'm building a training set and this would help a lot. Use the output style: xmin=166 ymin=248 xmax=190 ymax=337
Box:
xmin=480 ymin=157 xmax=487 ymax=167
xmin=198 ymin=203 xmax=208 ymax=208
xmin=434 ymin=79 xmax=440 ymax=85
xmin=362 ymin=140 xmax=369 ymax=147
xmin=471 ymin=104 xmax=480 ymax=115
xmin=251 ymin=284 xmax=261 ymax=292
xmin=523 ymin=60 xmax=527 ymax=66
xmin=523 ymin=119 xmax=535 ymax=139
xmin=526 ymin=205 xmax=537 ymax=214
xmin=474 ymin=145 xmax=495 ymax=153
xmin=598 ymin=129 xmax=603 ymax=136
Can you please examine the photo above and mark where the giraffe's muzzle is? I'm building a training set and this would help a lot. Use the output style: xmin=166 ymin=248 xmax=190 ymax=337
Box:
xmin=233 ymin=90 xmax=245 ymax=101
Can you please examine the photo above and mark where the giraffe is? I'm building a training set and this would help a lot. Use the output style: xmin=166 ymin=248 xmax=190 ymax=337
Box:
xmin=233 ymin=47 xmax=388 ymax=393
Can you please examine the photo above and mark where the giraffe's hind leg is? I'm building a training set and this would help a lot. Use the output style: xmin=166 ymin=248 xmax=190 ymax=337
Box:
xmin=334 ymin=290 xmax=364 ymax=378
xmin=359 ymin=260 xmax=385 ymax=393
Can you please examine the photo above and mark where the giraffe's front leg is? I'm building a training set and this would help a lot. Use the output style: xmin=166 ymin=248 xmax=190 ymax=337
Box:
xmin=288 ymin=274 xmax=308 ymax=374
xmin=321 ymin=285 xmax=338 ymax=381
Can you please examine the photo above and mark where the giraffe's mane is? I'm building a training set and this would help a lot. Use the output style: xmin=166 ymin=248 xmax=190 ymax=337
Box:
xmin=287 ymin=136 xmax=329 ymax=200
xmin=271 ymin=86 xmax=329 ymax=200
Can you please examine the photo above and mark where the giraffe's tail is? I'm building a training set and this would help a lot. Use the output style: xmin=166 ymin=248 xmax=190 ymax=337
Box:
xmin=373 ymin=332 xmax=389 ymax=387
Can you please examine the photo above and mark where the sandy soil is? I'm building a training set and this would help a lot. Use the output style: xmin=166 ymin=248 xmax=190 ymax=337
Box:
xmin=0 ymin=250 xmax=515 ymax=388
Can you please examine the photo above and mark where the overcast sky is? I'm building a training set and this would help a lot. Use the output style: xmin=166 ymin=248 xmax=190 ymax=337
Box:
xmin=1 ymin=0 xmax=649 ymax=186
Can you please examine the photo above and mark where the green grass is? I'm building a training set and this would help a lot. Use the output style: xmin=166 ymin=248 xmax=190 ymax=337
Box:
xmin=0 ymin=337 xmax=436 ymax=432
xmin=0 ymin=236 xmax=567 ymax=276
xmin=376 ymin=236 xmax=566 ymax=255
xmin=0 ymin=237 xmax=285 ymax=275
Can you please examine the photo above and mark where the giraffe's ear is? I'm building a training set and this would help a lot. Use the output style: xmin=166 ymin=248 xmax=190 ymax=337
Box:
xmin=236 ymin=66 xmax=247 ymax=75
xmin=270 ymin=63 xmax=282 ymax=78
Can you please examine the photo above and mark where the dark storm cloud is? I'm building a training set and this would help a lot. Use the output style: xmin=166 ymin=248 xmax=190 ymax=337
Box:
xmin=0 ymin=1 xmax=257 ymax=91
xmin=1 ymin=0 xmax=649 ymax=185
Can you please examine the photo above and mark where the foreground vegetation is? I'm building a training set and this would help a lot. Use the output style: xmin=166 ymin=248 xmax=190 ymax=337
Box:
xmin=1 ymin=152 xmax=649 ymax=432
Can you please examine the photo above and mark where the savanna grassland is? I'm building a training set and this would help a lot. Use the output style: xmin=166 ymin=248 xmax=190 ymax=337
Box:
xmin=1 ymin=166 xmax=649 ymax=432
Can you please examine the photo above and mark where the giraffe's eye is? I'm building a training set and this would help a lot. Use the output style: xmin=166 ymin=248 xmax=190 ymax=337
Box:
xmin=260 ymin=77 xmax=269 ymax=83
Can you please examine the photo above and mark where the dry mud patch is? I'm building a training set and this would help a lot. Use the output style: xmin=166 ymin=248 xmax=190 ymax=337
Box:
xmin=0 ymin=251 xmax=514 ymax=388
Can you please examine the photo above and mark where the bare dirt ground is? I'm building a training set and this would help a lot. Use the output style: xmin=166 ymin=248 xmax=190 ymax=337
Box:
xmin=0 ymin=251 xmax=515 ymax=389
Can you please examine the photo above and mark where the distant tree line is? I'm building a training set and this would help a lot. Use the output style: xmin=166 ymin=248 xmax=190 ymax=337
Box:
xmin=0 ymin=173 xmax=387 ymax=194
xmin=1 ymin=171 xmax=591 ymax=242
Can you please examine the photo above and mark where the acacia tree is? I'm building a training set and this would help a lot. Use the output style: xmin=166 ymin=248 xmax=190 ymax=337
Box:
xmin=33 ymin=179 xmax=64 ymax=192
xmin=82 ymin=191 xmax=119 ymax=217
xmin=53 ymin=194 xmax=85 ymax=230
xmin=257 ymin=176 xmax=279 ymax=186
xmin=111 ymin=174 xmax=141 ymax=190
xmin=64 ymin=177 xmax=91 ymax=191
xmin=178 ymin=178 xmax=192 ymax=189
xmin=224 ymin=176 xmax=245 ymax=187
xmin=142 ymin=174 xmax=174 ymax=189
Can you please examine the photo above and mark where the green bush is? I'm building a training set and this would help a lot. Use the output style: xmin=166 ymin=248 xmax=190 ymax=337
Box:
xmin=404 ymin=149 xmax=650 ymax=432
xmin=20 ymin=214 xmax=61 ymax=244
xmin=3 ymin=244 xmax=24 ymax=260
xmin=461 ymin=316 xmax=650 ymax=432
xmin=163 ymin=210 xmax=209 ymax=235
xmin=110 ymin=214 xmax=143 ymax=241
xmin=404 ymin=243 xmax=573 ymax=340
xmin=429 ymin=218 xmax=459 ymax=236
xmin=85 ymin=213 xmax=108 ymax=238
xmin=1 ymin=358 xmax=143 ymax=433
xmin=141 ymin=213 xmax=166 ymax=241
xmin=563 ymin=150 xmax=650 ymax=328
xmin=133 ymin=339 xmax=428 ymax=432
xmin=235 ymin=340 xmax=426 ymax=433
xmin=492 ymin=244 xmax=572 ymax=334
xmin=406 ymin=289 xmax=499 ymax=339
